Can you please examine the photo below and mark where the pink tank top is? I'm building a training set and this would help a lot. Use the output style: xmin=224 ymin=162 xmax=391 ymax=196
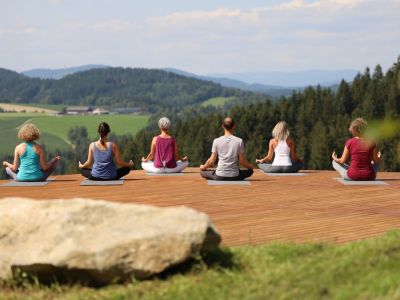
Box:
xmin=154 ymin=136 xmax=177 ymax=168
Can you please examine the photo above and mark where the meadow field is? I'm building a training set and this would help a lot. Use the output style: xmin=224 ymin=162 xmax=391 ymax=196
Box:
xmin=0 ymin=113 xmax=149 ymax=156
xmin=2 ymin=230 xmax=400 ymax=299
xmin=201 ymin=96 xmax=236 ymax=107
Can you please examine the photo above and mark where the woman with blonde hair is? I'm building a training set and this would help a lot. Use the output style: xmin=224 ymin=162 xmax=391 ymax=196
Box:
xmin=256 ymin=121 xmax=303 ymax=173
xmin=332 ymin=118 xmax=380 ymax=180
xmin=2 ymin=123 xmax=60 ymax=181
xmin=142 ymin=117 xmax=189 ymax=173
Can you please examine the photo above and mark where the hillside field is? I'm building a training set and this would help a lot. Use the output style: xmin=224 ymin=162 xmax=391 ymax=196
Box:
xmin=0 ymin=113 xmax=149 ymax=156
xmin=201 ymin=96 xmax=236 ymax=107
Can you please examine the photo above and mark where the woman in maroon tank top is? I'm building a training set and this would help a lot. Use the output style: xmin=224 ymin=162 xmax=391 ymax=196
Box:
xmin=141 ymin=117 xmax=189 ymax=173
xmin=332 ymin=118 xmax=381 ymax=180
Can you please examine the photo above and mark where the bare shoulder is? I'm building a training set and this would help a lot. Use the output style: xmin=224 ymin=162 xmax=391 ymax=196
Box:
xmin=269 ymin=138 xmax=277 ymax=146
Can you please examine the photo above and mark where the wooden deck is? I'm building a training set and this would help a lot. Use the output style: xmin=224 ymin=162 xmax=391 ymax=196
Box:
xmin=1 ymin=168 xmax=400 ymax=247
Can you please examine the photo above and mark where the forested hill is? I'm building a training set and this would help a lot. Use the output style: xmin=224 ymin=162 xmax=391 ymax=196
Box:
xmin=0 ymin=67 xmax=264 ymax=110
xmin=126 ymin=58 xmax=400 ymax=172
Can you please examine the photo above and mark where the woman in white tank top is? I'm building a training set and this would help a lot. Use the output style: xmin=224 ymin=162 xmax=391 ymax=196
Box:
xmin=256 ymin=121 xmax=304 ymax=173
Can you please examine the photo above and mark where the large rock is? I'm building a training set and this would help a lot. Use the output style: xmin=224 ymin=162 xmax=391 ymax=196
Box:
xmin=0 ymin=197 xmax=221 ymax=285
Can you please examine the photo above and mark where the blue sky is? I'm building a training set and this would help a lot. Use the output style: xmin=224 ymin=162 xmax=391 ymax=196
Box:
xmin=1 ymin=0 xmax=399 ymax=73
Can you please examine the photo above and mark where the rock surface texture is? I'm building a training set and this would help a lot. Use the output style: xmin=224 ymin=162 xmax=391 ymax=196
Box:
xmin=0 ymin=198 xmax=221 ymax=285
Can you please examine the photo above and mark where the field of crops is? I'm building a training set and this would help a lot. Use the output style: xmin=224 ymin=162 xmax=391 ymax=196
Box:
xmin=0 ymin=113 xmax=149 ymax=156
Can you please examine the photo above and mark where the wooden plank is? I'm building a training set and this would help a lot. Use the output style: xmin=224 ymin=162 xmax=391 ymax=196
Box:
xmin=1 ymin=168 xmax=400 ymax=246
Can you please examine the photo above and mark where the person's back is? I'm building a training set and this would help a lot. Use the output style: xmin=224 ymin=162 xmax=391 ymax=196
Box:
xmin=200 ymin=117 xmax=253 ymax=181
xmin=213 ymin=135 xmax=243 ymax=177
xmin=346 ymin=137 xmax=375 ymax=180
xmin=17 ymin=142 xmax=44 ymax=181
xmin=154 ymin=136 xmax=177 ymax=168
xmin=332 ymin=118 xmax=380 ymax=181
xmin=272 ymin=139 xmax=292 ymax=166
xmin=91 ymin=141 xmax=117 ymax=179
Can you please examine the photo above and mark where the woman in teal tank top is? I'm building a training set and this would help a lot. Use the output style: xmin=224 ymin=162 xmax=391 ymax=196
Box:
xmin=2 ymin=123 xmax=61 ymax=181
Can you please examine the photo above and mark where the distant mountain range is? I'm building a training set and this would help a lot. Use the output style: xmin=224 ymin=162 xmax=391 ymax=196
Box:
xmin=22 ymin=64 xmax=109 ymax=80
xmin=21 ymin=65 xmax=359 ymax=97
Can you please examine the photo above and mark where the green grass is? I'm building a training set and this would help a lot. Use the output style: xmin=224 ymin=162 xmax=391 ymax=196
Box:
xmin=201 ymin=96 xmax=236 ymax=107
xmin=0 ymin=114 xmax=149 ymax=156
xmin=2 ymin=230 xmax=400 ymax=299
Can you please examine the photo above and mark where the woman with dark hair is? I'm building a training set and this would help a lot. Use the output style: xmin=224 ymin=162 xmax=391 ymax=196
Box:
xmin=332 ymin=118 xmax=380 ymax=180
xmin=79 ymin=122 xmax=134 ymax=180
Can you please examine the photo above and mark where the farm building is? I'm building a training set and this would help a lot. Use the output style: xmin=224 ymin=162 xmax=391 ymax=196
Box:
xmin=66 ymin=106 xmax=92 ymax=115
xmin=92 ymin=107 xmax=110 ymax=115
xmin=113 ymin=107 xmax=143 ymax=114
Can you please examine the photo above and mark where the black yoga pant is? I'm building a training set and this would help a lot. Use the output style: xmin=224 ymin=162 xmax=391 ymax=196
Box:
xmin=80 ymin=167 xmax=131 ymax=180
xmin=258 ymin=161 xmax=303 ymax=173
xmin=200 ymin=169 xmax=253 ymax=181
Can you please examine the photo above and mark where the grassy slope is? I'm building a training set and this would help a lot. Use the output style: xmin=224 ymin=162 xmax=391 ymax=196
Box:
xmin=0 ymin=116 xmax=69 ymax=156
xmin=2 ymin=230 xmax=400 ymax=300
xmin=201 ymin=96 xmax=236 ymax=107
xmin=31 ymin=115 xmax=150 ymax=140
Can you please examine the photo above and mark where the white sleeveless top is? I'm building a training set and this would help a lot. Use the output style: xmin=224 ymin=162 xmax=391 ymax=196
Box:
xmin=272 ymin=140 xmax=292 ymax=166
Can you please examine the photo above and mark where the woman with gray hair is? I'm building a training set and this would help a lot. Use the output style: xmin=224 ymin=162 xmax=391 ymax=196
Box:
xmin=141 ymin=117 xmax=189 ymax=173
xmin=256 ymin=121 xmax=303 ymax=173
xmin=332 ymin=117 xmax=380 ymax=180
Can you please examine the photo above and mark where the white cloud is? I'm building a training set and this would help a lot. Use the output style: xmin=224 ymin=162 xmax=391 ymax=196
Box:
xmin=92 ymin=20 xmax=132 ymax=32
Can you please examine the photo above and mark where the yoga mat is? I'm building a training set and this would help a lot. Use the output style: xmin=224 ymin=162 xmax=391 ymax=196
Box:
xmin=334 ymin=178 xmax=388 ymax=186
xmin=146 ymin=173 xmax=184 ymax=176
xmin=208 ymin=180 xmax=251 ymax=186
xmin=80 ymin=179 xmax=124 ymax=186
xmin=1 ymin=180 xmax=53 ymax=187
xmin=261 ymin=171 xmax=306 ymax=176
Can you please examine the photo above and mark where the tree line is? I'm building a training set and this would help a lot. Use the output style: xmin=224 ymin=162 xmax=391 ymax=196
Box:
xmin=0 ymin=68 xmax=267 ymax=111
xmin=119 ymin=57 xmax=400 ymax=172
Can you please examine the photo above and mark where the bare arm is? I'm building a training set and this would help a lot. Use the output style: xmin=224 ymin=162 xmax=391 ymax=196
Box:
xmin=2 ymin=146 xmax=20 ymax=171
xmin=372 ymin=146 xmax=381 ymax=164
xmin=142 ymin=137 xmax=157 ymax=162
xmin=79 ymin=143 xmax=94 ymax=169
xmin=38 ymin=146 xmax=61 ymax=171
xmin=239 ymin=153 xmax=254 ymax=169
xmin=288 ymin=139 xmax=303 ymax=162
xmin=200 ymin=153 xmax=217 ymax=170
xmin=256 ymin=139 xmax=275 ymax=163
xmin=174 ymin=142 xmax=188 ymax=162
xmin=332 ymin=146 xmax=350 ymax=164
xmin=113 ymin=143 xmax=134 ymax=168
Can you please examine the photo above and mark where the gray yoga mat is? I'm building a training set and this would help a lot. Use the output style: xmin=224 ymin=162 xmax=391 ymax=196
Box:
xmin=1 ymin=180 xmax=53 ymax=187
xmin=207 ymin=180 xmax=251 ymax=186
xmin=80 ymin=179 xmax=124 ymax=186
xmin=146 ymin=173 xmax=184 ymax=176
xmin=334 ymin=178 xmax=388 ymax=186
xmin=261 ymin=171 xmax=306 ymax=176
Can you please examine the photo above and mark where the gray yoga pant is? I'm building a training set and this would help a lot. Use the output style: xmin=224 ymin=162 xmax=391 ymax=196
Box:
xmin=200 ymin=169 xmax=254 ymax=181
xmin=332 ymin=160 xmax=379 ymax=180
xmin=258 ymin=160 xmax=303 ymax=173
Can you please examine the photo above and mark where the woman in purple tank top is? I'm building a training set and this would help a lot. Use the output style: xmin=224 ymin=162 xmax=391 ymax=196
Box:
xmin=79 ymin=122 xmax=134 ymax=180
xmin=142 ymin=117 xmax=189 ymax=173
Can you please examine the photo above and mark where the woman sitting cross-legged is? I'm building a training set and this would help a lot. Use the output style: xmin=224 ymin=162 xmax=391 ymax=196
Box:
xmin=256 ymin=121 xmax=303 ymax=173
xmin=141 ymin=117 xmax=189 ymax=173
xmin=332 ymin=118 xmax=380 ymax=181
xmin=2 ymin=123 xmax=60 ymax=181
xmin=79 ymin=122 xmax=134 ymax=180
